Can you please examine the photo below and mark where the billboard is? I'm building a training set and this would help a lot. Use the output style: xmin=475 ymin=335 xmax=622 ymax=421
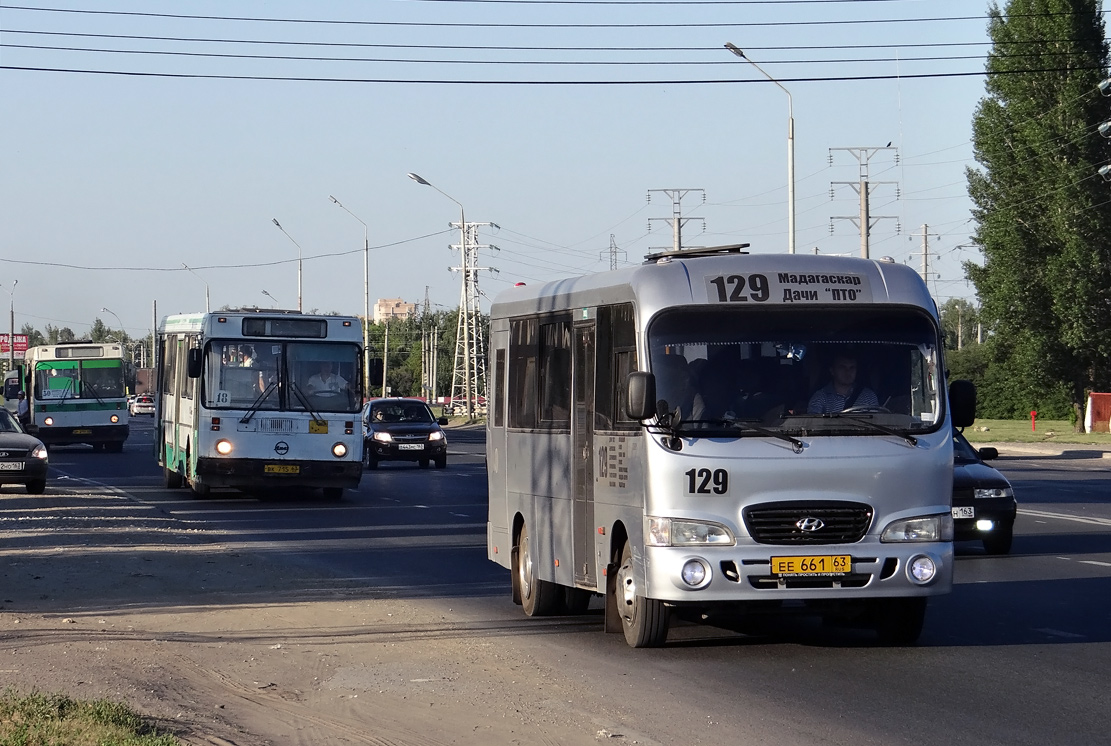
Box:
xmin=0 ymin=334 xmax=29 ymax=359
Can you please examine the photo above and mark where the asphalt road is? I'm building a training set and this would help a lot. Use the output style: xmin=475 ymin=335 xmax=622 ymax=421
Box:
xmin=35 ymin=419 xmax=1111 ymax=746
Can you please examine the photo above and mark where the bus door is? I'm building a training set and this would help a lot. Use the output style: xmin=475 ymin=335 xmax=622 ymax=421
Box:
xmin=572 ymin=320 xmax=597 ymax=589
xmin=488 ymin=330 xmax=509 ymax=532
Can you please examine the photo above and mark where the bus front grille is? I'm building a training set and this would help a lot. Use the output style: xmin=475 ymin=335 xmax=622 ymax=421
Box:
xmin=258 ymin=418 xmax=295 ymax=434
xmin=743 ymin=501 xmax=873 ymax=545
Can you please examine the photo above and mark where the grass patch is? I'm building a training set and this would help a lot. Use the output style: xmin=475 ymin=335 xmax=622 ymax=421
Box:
xmin=963 ymin=418 xmax=1111 ymax=445
xmin=0 ymin=689 xmax=180 ymax=746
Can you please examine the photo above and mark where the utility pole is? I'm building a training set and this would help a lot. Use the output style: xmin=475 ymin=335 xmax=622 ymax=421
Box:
xmin=648 ymin=189 xmax=706 ymax=252
xmin=829 ymin=146 xmax=900 ymax=258
xmin=911 ymin=224 xmax=940 ymax=284
xmin=449 ymin=220 xmax=498 ymax=420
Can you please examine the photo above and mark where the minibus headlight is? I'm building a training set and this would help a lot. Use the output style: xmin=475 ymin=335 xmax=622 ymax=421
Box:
xmin=372 ymin=431 xmax=393 ymax=443
xmin=31 ymin=445 xmax=48 ymax=460
xmin=881 ymin=514 xmax=954 ymax=542
xmin=647 ymin=517 xmax=735 ymax=547
xmin=332 ymin=442 xmax=347 ymax=458
xmin=681 ymin=559 xmax=709 ymax=587
xmin=110 ymin=414 xmax=119 ymax=423
xmin=974 ymin=487 xmax=1013 ymax=499
xmin=215 ymin=439 xmax=233 ymax=455
xmin=908 ymin=554 xmax=938 ymax=584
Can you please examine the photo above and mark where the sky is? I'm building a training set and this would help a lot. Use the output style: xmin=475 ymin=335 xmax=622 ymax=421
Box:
xmin=0 ymin=0 xmax=1002 ymax=341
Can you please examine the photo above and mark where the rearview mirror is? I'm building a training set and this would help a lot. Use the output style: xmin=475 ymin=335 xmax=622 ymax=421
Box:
xmin=626 ymin=371 xmax=655 ymax=421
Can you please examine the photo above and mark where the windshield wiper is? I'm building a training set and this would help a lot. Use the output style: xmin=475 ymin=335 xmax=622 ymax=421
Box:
xmin=289 ymin=383 xmax=325 ymax=426
xmin=240 ymin=381 xmax=277 ymax=424
xmin=57 ymin=378 xmax=74 ymax=403
xmin=822 ymin=413 xmax=918 ymax=447
xmin=84 ymin=381 xmax=105 ymax=405
xmin=684 ymin=417 xmax=805 ymax=454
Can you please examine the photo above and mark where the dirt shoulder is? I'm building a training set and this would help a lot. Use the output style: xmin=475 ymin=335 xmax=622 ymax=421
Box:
xmin=0 ymin=485 xmax=647 ymax=746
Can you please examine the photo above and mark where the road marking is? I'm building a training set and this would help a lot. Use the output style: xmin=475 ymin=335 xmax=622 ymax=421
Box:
xmin=1019 ymin=508 xmax=1111 ymax=527
xmin=1034 ymin=628 xmax=1085 ymax=639
xmin=1078 ymin=560 xmax=1111 ymax=567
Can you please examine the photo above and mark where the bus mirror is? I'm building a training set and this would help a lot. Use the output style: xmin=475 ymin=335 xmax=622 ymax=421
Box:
xmin=626 ymin=371 xmax=656 ymax=421
xmin=949 ymin=379 xmax=976 ymax=428
xmin=187 ymin=349 xmax=203 ymax=379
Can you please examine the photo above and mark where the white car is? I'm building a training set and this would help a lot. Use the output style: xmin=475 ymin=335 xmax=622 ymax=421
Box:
xmin=129 ymin=394 xmax=155 ymax=416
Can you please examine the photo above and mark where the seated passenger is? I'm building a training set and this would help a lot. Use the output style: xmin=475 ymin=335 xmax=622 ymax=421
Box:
xmin=653 ymin=354 xmax=705 ymax=422
xmin=807 ymin=351 xmax=879 ymax=414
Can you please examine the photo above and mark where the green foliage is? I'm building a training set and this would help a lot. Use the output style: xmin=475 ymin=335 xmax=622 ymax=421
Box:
xmin=966 ymin=0 xmax=1111 ymax=418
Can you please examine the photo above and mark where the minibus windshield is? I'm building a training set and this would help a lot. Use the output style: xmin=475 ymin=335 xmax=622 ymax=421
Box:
xmin=647 ymin=305 xmax=943 ymax=437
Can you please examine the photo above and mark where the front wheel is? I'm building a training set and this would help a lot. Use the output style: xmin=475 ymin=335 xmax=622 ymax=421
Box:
xmin=873 ymin=597 xmax=927 ymax=645
xmin=615 ymin=543 xmax=670 ymax=647
xmin=516 ymin=523 xmax=561 ymax=616
xmin=25 ymin=479 xmax=46 ymax=495
xmin=434 ymin=456 xmax=447 ymax=469
xmin=163 ymin=465 xmax=183 ymax=489
xmin=322 ymin=487 xmax=343 ymax=501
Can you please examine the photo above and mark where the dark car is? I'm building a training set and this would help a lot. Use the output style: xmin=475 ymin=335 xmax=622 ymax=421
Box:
xmin=363 ymin=398 xmax=448 ymax=469
xmin=0 ymin=408 xmax=49 ymax=494
xmin=952 ymin=429 xmax=1017 ymax=554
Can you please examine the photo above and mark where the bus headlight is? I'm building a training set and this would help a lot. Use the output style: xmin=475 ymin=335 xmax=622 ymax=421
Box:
xmin=881 ymin=514 xmax=954 ymax=542
xmin=110 ymin=415 xmax=119 ymax=423
xmin=43 ymin=417 xmax=53 ymax=426
xmin=332 ymin=442 xmax=348 ymax=458
xmin=372 ymin=431 xmax=393 ymax=443
xmin=907 ymin=554 xmax=938 ymax=585
xmin=647 ymin=517 xmax=735 ymax=547
xmin=681 ymin=559 xmax=710 ymax=587
xmin=31 ymin=445 xmax=48 ymax=460
xmin=215 ymin=439 xmax=233 ymax=455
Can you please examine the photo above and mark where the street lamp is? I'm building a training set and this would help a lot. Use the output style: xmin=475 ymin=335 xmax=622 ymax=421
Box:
xmin=725 ymin=43 xmax=796 ymax=254
xmin=181 ymin=263 xmax=211 ymax=312
xmin=329 ymin=195 xmax=372 ymax=399
xmin=100 ymin=307 xmax=125 ymax=347
xmin=271 ymin=218 xmax=303 ymax=312
xmin=261 ymin=290 xmax=280 ymax=308
xmin=408 ymin=172 xmax=473 ymax=419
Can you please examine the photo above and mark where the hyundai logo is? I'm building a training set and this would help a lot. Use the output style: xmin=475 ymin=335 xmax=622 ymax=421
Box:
xmin=796 ymin=517 xmax=825 ymax=532
xmin=274 ymin=441 xmax=290 ymax=456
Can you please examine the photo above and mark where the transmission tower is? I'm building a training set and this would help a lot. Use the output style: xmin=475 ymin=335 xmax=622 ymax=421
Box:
xmin=648 ymin=189 xmax=706 ymax=252
xmin=829 ymin=146 xmax=900 ymax=258
xmin=601 ymin=234 xmax=627 ymax=270
xmin=449 ymin=220 xmax=498 ymax=419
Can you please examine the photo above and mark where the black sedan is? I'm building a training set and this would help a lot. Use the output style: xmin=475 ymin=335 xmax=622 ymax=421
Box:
xmin=0 ymin=408 xmax=49 ymax=494
xmin=362 ymin=398 xmax=448 ymax=469
xmin=952 ymin=429 xmax=1017 ymax=555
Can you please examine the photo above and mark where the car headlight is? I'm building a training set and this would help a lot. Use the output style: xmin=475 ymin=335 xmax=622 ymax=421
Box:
xmin=881 ymin=514 xmax=954 ymax=542
xmin=372 ymin=431 xmax=393 ymax=443
xmin=974 ymin=487 xmax=1013 ymax=499
xmin=647 ymin=517 xmax=736 ymax=547
xmin=31 ymin=444 xmax=48 ymax=460
xmin=428 ymin=430 xmax=445 ymax=441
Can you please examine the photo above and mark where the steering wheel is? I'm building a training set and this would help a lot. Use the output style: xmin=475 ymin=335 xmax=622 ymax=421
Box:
xmin=313 ymin=390 xmax=339 ymax=398
xmin=842 ymin=405 xmax=891 ymax=414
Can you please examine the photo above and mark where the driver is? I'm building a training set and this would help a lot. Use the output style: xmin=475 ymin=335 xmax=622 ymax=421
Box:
xmin=305 ymin=361 xmax=348 ymax=395
xmin=807 ymin=351 xmax=878 ymax=414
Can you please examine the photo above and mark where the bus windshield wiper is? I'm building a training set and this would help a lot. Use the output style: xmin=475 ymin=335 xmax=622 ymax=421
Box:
xmin=684 ymin=417 xmax=805 ymax=454
xmin=57 ymin=378 xmax=74 ymax=403
xmin=83 ymin=381 xmax=105 ymax=405
xmin=290 ymin=383 xmax=324 ymax=425
xmin=823 ymin=412 xmax=918 ymax=447
xmin=240 ymin=381 xmax=277 ymax=424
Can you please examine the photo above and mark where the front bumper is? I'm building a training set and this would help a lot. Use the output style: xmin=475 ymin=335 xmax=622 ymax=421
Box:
xmin=952 ymin=497 xmax=1017 ymax=539
xmin=34 ymin=424 xmax=129 ymax=446
xmin=196 ymin=457 xmax=362 ymax=489
xmin=366 ymin=439 xmax=447 ymax=462
xmin=0 ymin=458 xmax=48 ymax=485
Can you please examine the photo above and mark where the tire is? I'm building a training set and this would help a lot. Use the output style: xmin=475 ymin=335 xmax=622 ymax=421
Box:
xmin=25 ymin=479 xmax=46 ymax=495
xmin=163 ymin=465 xmax=183 ymax=489
xmin=190 ymin=478 xmax=211 ymax=498
xmin=365 ymin=455 xmax=378 ymax=470
xmin=615 ymin=542 xmax=670 ymax=647
xmin=322 ymin=487 xmax=343 ymax=501
xmin=982 ymin=523 xmax=1014 ymax=555
xmin=434 ymin=456 xmax=447 ymax=469
xmin=873 ymin=597 xmax=928 ymax=645
xmin=106 ymin=441 xmax=124 ymax=453
xmin=419 ymin=458 xmax=430 ymax=469
xmin=516 ymin=524 xmax=561 ymax=617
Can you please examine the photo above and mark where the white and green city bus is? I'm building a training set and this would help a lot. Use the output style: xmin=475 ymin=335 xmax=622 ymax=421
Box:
xmin=486 ymin=245 xmax=975 ymax=647
xmin=23 ymin=342 xmax=129 ymax=451
xmin=156 ymin=310 xmax=365 ymax=499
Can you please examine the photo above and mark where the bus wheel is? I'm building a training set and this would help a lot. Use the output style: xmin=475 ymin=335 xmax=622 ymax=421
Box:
xmin=106 ymin=441 xmax=124 ymax=453
xmin=163 ymin=465 xmax=183 ymax=489
xmin=517 ymin=524 xmax=561 ymax=617
xmin=615 ymin=542 xmax=670 ymax=648
xmin=322 ymin=487 xmax=343 ymax=501
xmin=873 ymin=597 xmax=927 ymax=645
xmin=190 ymin=478 xmax=211 ymax=498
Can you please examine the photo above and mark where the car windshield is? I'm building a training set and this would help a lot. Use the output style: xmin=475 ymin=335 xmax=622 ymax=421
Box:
xmin=369 ymin=402 xmax=434 ymax=424
xmin=646 ymin=305 xmax=944 ymax=437
xmin=0 ymin=410 xmax=21 ymax=433
xmin=952 ymin=431 xmax=981 ymax=462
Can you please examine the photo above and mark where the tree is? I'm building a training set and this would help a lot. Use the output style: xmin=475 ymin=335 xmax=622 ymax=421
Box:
xmin=966 ymin=0 xmax=1111 ymax=423
xmin=44 ymin=325 xmax=76 ymax=344
xmin=20 ymin=323 xmax=44 ymax=348
xmin=939 ymin=298 xmax=981 ymax=351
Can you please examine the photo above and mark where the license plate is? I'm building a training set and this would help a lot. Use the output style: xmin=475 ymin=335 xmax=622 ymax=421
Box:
xmin=398 ymin=443 xmax=424 ymax=451
xmin=771 ymin=555 xmax=852 ymax=576
xmin=952 ymin=506 xmax=975 ymax=519
xmin=0 ymin=462 xmax=24 ymax=471
xmin=72 ymin=429 xmax=92 ymax=435
xmin=309 ymin=420 xmax=329 ymax=434
xmin=264 ymin=464 xmax=300 ymax=474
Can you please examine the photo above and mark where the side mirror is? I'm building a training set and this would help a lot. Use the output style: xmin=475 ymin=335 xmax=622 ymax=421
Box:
xmin=187 ymin=348 xmax=203 ymax=379
xmin=437 ymin=417 xmax=449 ymax=426
xmin=626 ymin=371 xmax=656 ymax=421
xmin=948 ymin=379 xmax=976 ymax=428
xmin=977 ymin=446 xmax=999 ymax=461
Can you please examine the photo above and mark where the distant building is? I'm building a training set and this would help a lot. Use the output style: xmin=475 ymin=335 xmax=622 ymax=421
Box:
xmin=373 ymin=298 xmax=417 ymax=324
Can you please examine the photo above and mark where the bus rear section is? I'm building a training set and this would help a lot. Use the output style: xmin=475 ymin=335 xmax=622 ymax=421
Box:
xmin=157 ymin=311 xmax=365 ymax=499
xmin=487 ymin=248 xmax=974 ymax=647
xmin=24 ymin=343 xmax=129 ymax=451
